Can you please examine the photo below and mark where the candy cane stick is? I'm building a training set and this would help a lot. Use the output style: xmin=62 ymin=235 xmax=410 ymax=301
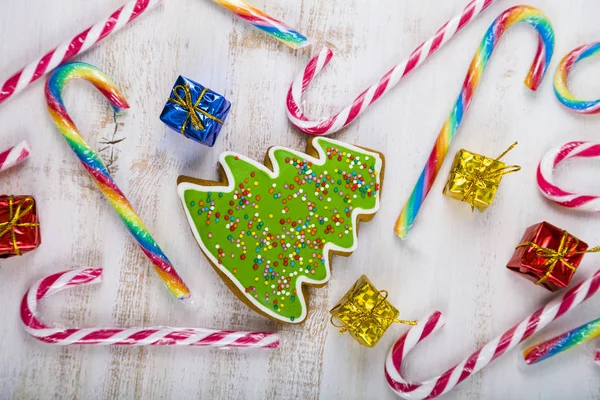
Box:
xmin=286 ymin=0 xmax=499 ymax=136
xmin=20 ymin=268 xmax=280 ymax=348
xmin=394 ymin=6 xmax=555 ymax=239
xmin=46 ymin=62 xmax=190 ymax=300
xmin=523 ymin=317 xmax=600 ymax=365
xmin=554 ymin=42 xmax=600 ymax=114
xmin=211 ymin=0 xmax=309 ymax=49
xmin=0 ymin=0 xmax=160 ymax=106
xmin=537 ymin=141 xmax=600 ymax=210
xmin=0 ymin=141 xmax=30 ymax=173
xmin=385 ymin=268 xmax=600 ymax=399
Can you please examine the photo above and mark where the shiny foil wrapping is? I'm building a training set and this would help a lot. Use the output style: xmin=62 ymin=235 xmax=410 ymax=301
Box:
xmin=507 ymin=221 xmax=587 ymax=292
xmin=330 ymin=275 xmax=399 ymax=348
xmin=0 ymin=195 xmax=41 ymax=258
xmin=443 ymin=149 xmax=505 ymax=212
xmin=160 ymin=76 xmax=231 ymax=147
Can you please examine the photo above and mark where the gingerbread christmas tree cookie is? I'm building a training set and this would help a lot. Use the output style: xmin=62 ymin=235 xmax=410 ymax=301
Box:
xmin=177 ymin=137 xmax=383 ymax=323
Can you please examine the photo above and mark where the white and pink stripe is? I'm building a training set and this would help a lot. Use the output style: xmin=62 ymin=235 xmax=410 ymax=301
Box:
xmin=0 ymin=140 xmax=30 ymax=173
xmin=0 ymin=0 xmax=160 ymax=105
xmin=385 ymin=268 xmax=600 ymax=399
xmin=20 ymin=268 xmax=280 ymax=349
xmin=537 ymin=141 xmax=600 ymax=211
xmin=286 ymin=0 xmax=498 ymax=136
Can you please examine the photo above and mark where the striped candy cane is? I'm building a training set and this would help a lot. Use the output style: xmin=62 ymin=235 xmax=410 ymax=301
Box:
xmin=20 ymin=268 xmax=280 ymax=349
xmin=286 ymin=0 xmax=499 ymax=136
xmin=0 ymin=141 xmax=30 ymax=173
xmin=0 ymin=0 xmax=160 ymax=106
xmin=537 ymin=141 xmax=600 ymax=211
xmin=385 ymin=268 xmax=600 ymax=399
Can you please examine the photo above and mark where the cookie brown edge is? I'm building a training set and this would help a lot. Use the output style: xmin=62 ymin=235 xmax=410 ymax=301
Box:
xmin=177 ymin=138 xmax=385 ymax=324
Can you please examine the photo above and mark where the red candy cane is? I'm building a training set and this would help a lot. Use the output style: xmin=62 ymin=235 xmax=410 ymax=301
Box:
xmin=537 ymin=141 xmax=600 ymax=211
xmin=286 ymin=0 xmax=498 ymax=136
xmin=0 ymin=141 xmax=30 ymax=173
xmin=0 ymin=0 xmax=159 ymax=105
xmin=21 ymin=268 xmax=280 ymax=349
xmin=385 ymin=269 xmax=600 ymax=399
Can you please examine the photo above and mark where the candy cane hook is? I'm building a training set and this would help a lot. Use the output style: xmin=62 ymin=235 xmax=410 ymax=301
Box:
xmin=45 ymin=63 xmax=190 ymax=300
xmin=537 ymin=141 xmax=600 ymax=210
xmin=385 ymin=268 xmax=600 ymax=399
xmin=554 ymin=42 xmax=600 ymax=114
xmin=21 ymin=268 xmax=280 ymax=348
xmin=394 ymin=6 xmax=555 ymax=239
xmin=286 ymin=0 xmax=499 ymax=136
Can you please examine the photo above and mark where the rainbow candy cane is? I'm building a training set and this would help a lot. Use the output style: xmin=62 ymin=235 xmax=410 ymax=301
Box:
xmin=523 ymin=317 xmax=600 ymax=365
xmin=385 ymin=269 xmax=600 ymax=399
xmin=554 ymin=42 xmax=600 ymax=113
xmin=45 ymin=63 xmax=190 ymax=300
xmin=394 ymin=6 xmax=555 ymax=239
xmin=212 ymin=0 xmax=309 ymax=49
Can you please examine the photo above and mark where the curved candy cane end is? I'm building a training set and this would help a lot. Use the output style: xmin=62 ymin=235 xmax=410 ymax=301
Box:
xmin=47 ymin=63 xmax=129 ymax=113
xmin=20 ymin=268 xmax=104 ymax=334
xmin=385 ymin=312 xmax=446 ymax=399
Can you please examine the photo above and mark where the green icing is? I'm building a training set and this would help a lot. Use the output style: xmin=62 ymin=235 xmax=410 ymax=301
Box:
xmin=180 ymin=138 xmax=382 ymax=323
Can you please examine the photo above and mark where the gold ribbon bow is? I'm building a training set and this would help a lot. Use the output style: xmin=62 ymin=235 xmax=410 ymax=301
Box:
xmin=517 ymin=230 xmax=600 ymax=285
xmin=168 ymin=85 xmax=224 ymax=137
xmin=330 ymin=290 xmax=417 ymax=335
xmin=461 ymin=142 xmax=521 ymax=211
xmin=0 ymin=196 xmax=39 ymax=256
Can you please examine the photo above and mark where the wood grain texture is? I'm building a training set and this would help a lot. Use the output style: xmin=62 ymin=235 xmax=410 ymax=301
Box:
xmin=1 ymin=0 xmax=600 ymax=399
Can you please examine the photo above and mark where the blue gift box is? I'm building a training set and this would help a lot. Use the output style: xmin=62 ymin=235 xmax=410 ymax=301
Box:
xmin=160 ymin=76 xmax=231 ymax=147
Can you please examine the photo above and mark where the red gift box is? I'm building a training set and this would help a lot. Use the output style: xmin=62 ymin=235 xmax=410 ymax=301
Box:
xmin=0 ymin=195 xmax=41 ymax=258
xmin=507 ymin=221 xmax=593 ymax=292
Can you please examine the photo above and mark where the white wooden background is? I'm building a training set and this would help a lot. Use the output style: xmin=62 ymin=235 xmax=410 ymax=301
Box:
xmin=1 ymin=0 xmax=599 ymax=399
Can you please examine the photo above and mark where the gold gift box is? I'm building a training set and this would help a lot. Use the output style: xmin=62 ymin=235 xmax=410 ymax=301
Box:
xmin=443 ymin=149 xmax=510 ymax=212
xmin=330 ymin=275 xmax=400 ymax=348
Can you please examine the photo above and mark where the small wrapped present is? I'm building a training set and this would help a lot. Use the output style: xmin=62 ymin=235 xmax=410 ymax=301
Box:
xmin=0 ymin=195 xmax=41 ymax=258
xmin=330 ymin=275 xmax=416 ymax=348
xmin=160 ymin=76 xmax=231 ymax=147
xmin=443 ymin=142 xmax=520 ymax=212
xmin=507 ymin=221 xmax=599 ymax=292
